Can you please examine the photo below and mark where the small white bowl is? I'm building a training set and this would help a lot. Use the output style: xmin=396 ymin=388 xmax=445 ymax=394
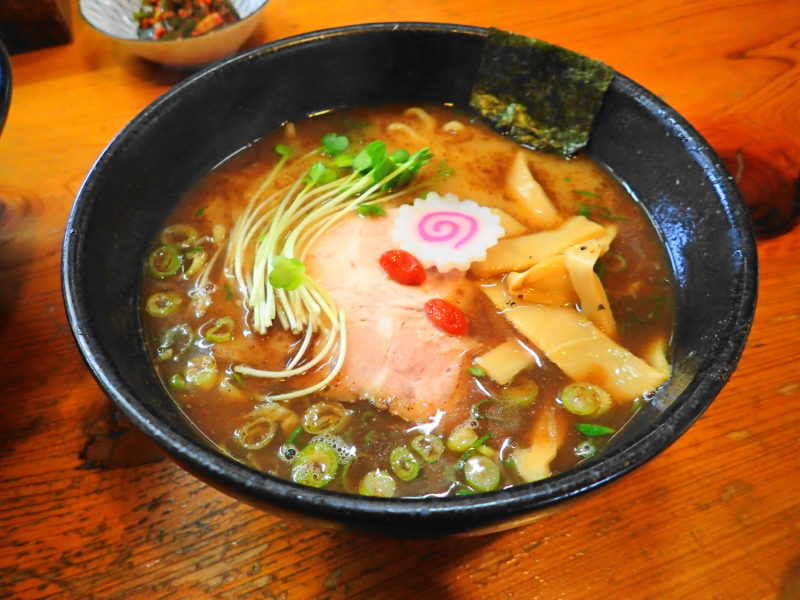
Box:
xmin=80 ymin=0 xmax=268 ymax=67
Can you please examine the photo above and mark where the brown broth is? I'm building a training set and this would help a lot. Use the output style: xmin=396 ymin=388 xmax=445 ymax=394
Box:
xmin=141 ymin=105 xmax=674 ymax=497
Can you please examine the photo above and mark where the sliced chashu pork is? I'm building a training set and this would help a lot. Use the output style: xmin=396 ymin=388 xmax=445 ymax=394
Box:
xmin=304 ymin=209 xmax=477 ymax=427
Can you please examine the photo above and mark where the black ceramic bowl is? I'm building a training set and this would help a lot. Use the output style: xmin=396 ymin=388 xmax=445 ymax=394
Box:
xmin=0 ymin=37 xmax=11 ymax=137
xmin=62 ymin=23 xmax=757 ymax=538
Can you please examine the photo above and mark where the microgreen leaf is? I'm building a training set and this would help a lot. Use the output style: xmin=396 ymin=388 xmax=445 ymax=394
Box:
xmin=305 ymin=162 xmax=337 ymax=186
xmin=353 ymin=149 xmax=372 ymax=173
xmin=356 ymin=203 xmax=385 ymax=217
xmin=275 ymin=143 xmax=294 ymax=159
xmin=575 ymin=423 xmax=615 ymax=437
xmin=269 ymin=256 xmax=306 ymax=291
xmin=390 ymin=149 xmax=410 ymax=163
xmin=331 ymin=153 xmax=354 ymax=168
xmin=363 ymin=140 xmax=387 ymax=169
xmin=321 ymin=133 xmax=349 ymax=156
xmin=372 ymin=157 xmax=395 ymax=184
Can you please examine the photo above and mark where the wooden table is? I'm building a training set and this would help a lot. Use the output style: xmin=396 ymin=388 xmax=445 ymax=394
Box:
xmin=1 ymin=1 xmax=799 ymax=598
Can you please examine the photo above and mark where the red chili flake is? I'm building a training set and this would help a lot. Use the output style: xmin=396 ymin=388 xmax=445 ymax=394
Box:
xmin=424 ymin=298 xmax=468 ymax=336
xmin=379 ymin=249 xmax=426 ymax=286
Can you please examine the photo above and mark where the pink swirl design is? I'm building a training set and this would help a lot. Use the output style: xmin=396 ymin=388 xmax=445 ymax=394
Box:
xmin=417 ymin=211 xmax=478 ymax=249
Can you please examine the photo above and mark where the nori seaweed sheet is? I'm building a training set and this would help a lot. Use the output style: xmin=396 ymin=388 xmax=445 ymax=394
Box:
xmin=470 ymin=28 xmax=615 ymax=157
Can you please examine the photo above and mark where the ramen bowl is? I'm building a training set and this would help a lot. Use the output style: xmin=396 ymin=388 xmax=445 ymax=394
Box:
xmin=80 ymin=0 xmax=268 ymax=67
xmin=62 ymin=23 xmax=757 ymax=538
xmin=0 ymin=38 xmax=11 ymax=137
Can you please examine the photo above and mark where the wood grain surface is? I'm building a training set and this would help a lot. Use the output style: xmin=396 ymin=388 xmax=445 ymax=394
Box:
xmin=1 ymin=0 xmax=799 ymax=598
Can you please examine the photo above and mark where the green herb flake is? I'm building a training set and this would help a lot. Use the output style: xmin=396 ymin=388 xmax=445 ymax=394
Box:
xmin=573 ymin=189 xmax=600 ymax=197
xmin=468 ymin=366 xmax=486 ymax=377
xmin=575 ymin=423 xmax=615 ymax=437
xmin=576 ymin=202 xmax=628 ymax=221
xmin=223 ymin=283 xmax=234 ymax=300
xmin=470 ymin=28 xmax=614 ymax=156
xmin=438 ymin=161 xmax=455 ymax=177
xmin=356 ymin=203 xmax=385 ymax=217
xmin=195 ymin=207 xmax=205 ymax=217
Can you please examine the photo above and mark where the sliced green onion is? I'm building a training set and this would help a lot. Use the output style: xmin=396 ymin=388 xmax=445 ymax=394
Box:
xmin=575 ymin=423 xmax=615 ymax=437
xmin=358 ymin=469 xmax=396 ymax=498
xmin=286 ymin=425 xmax=303 ymax=446
xmin=501 ymin=381 xmax=539 ymax=407
xmin=183 ymin=247 xmax=208 ymax=277
xmin=356 ymin=203 xmax=385 ymax=217
xmin=183 ymin=354 xmax=218 ymax=391
xmin=157 ymin=323 xmax=194 ymax=361
xmin=302 ymin=402 xmax=351 ymax=435
xmin=470 ymin=398 xmax=502 ymax=421
xmin=602 ymin=251 xmax=627 ymax=273
xmin=560 ymin=383 xmax=612 ymax=416
xmin=147 ymin=245 xmax=182 ymax=279
xmin=203 ymin=316 xmax=234 ymax=343
xmin=447 ymin=426 xmax=478 ymax=452
xmin=234 ymin=416 xmax=277 ymax=450
xmin=389 ymin=446 xmax=420 ymax=482
xmin=145 ymin=291 xmax=182 ymax=317
xmin=468 ymin=366 xmax=486 ymax=377
xmin=291 ymin=440 xmax=340 ymax=488
xmin=410 ymin=434 xmax=445 ymax=463
xmin=575 ymin=440 xmax=597 ymax=458
xmin=573 ymin=189 xmax=600 ymax=198
xmin=454 ymin=432 xmax=493 ymax=470
xmin=463 ymin=455 xmax=501 ymax=492
xmin=160 ymin=224 xmax=199 ymax=249
xmin=268 ymin=255 xmax=306 ymax=291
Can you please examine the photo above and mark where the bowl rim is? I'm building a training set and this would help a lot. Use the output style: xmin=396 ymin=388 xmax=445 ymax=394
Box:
xmin=0 ymin=39 xmax=10 ymax=135
xmin=78 ymin=0 xmax=269 ymax=44
xmin=62 ymin=21 xmax=758 ymax=535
